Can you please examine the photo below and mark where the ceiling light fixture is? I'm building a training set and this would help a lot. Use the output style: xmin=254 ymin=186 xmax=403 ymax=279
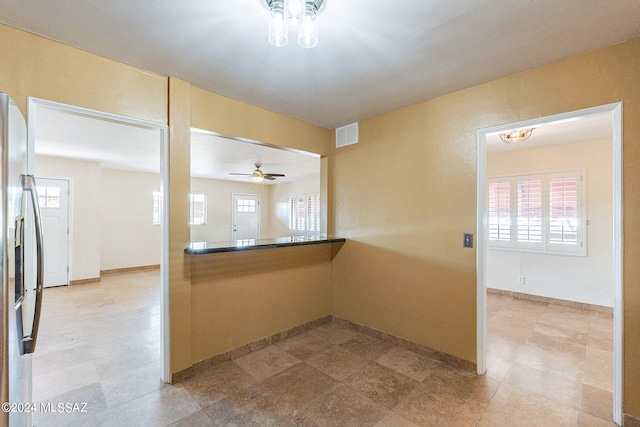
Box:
xmin=266 ymin=0 xmax=324 ymax=48
xmin=500 ymin=128 xmax=534 ymax=144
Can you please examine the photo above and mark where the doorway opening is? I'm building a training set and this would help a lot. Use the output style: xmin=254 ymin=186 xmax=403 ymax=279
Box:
xmin=476 ymin=103 xmax=623 ymax=425
xmin=27 ymin=98 xmax=170 ymax=388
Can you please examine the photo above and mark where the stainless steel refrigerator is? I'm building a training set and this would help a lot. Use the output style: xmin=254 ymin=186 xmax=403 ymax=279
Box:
xmin=0 ymin=92 xmax=44 ymax=427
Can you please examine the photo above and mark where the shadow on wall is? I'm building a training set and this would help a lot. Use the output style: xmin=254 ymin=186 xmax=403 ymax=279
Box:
xmin=331 ymin=239 xmax=476 ymax=363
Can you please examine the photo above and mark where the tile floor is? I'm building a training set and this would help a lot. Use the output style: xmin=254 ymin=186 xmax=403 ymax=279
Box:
xmin=32 ymin=272 xmax=615 ymax=426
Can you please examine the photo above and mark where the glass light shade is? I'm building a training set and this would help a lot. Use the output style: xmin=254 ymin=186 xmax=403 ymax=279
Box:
xmin=499 ymin=128 xmax=534 ymax=143
xmin=252 ymin=175 xmax=264 ymax=183
xmin=285 ymin=0 xmax=305 ymax=31
xmin=268 ymin=1 xmax=288 ymax=47
xmin=298 ymin=16 xmax=318 ymax=48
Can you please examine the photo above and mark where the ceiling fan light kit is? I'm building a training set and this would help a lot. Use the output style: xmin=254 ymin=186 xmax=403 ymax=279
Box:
xmin=265 ymin=0 xmax=324 ymax=48
xmin=499 ymin=128 xmax=534 ymax=144
xmin=230 ymin=163 xmax=285 ymax=183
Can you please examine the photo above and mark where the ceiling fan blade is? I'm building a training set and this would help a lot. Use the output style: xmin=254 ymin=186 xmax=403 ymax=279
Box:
xmin=263 ymin=175 xmax=276 ymax=180
xmin=229 ymin=173 xmax=252 ymax=176
xmin=264 ymin=173 xmax=285 ymax=177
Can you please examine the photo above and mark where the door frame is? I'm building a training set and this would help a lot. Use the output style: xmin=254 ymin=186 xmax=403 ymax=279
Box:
xmin=36 ymin=176 xmax=72 ymax=287
xmin=231 ymin=193 xmax=261 ymax=241
xmin=27 ymin=97 xmax=171 ymax=383
xmin=476 ymin=102 xmax=623 ymax=425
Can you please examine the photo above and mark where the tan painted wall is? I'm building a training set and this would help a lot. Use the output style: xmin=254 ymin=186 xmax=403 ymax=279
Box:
xmin=0 ymin=24 xmax=167 ymax=123
xmin=330 ymin=38 xmax=640 ymax=415
xmin=191 ymin=86 xmax=331 ymax=157
xmin=189 ymin=244 xmax=333 ymax=362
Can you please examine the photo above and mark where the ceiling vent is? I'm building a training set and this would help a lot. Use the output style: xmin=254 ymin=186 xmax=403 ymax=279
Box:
xmin=335 ymin=122 xmax=358 ymax=148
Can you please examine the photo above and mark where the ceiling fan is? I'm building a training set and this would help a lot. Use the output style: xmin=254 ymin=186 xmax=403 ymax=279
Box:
xmin=229 ymin=163 xmax=285 ymax=182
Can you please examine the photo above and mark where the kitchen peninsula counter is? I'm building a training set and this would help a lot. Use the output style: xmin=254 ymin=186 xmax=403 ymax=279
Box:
xmin=185 ymin=235 xmax=346 ymax=255
xmin=184 ymin=235 xmax=345 ymax=368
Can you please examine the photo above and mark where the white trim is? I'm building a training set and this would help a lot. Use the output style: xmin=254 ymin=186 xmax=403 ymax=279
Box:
xmin=35 ymin=175 xmax=73 ymax=286
xmin=612 ymin=103 xmax=623 ymax=426
xmin=477 ymin=102 xmax=623 ymax=425
xmin=27 ymin=97 xmax=172 ymax=384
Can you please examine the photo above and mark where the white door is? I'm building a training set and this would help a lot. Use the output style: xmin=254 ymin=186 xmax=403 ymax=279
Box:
xmin=232 ymin=194 xmax=260 ymax=243
xmin=37 ymin=178 xmax=70 ymax=288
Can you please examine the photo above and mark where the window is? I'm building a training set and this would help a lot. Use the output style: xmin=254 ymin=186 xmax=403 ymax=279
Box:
xmin=190 ymin=193 xmax=207 ymax=225
xmin=38 ymin=186 xmax=61 ymax=208
xmin=487 ymin=169 xmax=585 ymax=256
xmin=289 ymin=193 xmax=320 ymax=234
xmin=153 ymin=191 xmax=162 ymax=225
xmin=153 ymin=191 xmax=207 ymax=225
xmin=236 ymin=198 xmax=256 ymax=213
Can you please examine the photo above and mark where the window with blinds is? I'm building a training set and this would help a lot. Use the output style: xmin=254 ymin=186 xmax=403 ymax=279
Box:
xmin=190 ymin=193 xmax=207 ymax=225
xmin=487 ymin=169 xmax=585 ymax=256
xmin=488 ymin=181 xmax=511 ymax=245
xmin=153 ymin=191 xmax=207 ymax=226
xmin=289 ymin=193 xmax=320 ymax=234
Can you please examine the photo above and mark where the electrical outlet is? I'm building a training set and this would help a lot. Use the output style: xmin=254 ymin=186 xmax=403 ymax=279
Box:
xmin=517 ymin=275 xmax=525 ymax=285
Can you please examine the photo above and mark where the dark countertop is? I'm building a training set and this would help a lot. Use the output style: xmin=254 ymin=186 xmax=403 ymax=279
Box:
xmin=185 ymin=235 xmax=346 ymax=255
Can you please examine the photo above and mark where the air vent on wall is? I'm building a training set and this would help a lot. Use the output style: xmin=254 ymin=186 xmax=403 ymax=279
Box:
xmin=335 ymin=122 xmax=358 ymax=148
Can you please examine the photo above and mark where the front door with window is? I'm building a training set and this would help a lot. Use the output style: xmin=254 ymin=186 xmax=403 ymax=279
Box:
xmin=38 ymin=177 xmax=70 ymax=287
xmin=232 ymin=193 xmax=260 ymax=243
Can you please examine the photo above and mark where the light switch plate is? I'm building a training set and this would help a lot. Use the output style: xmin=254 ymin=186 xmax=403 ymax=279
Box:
xmin=463 ymin=233 xmax=473 ymax=248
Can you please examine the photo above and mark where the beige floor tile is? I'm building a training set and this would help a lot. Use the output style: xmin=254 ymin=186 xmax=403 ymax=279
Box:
xmin=421 ymin=362 xmax=499 ymax=405
xmin=276 ymin=331 xmax=333 ymax=360
xmin=33 ymin=382 xmax=109 ymax=427
xmin=169 ymin=409 xmax=215 ymax=427
xmin=373 ymin=411 xmax=420 ymax=427
xmin=578 ymin=411 xmax=618 ymax=426
xmin=514 ymin=344 xmax=585 ymax=382
xmin=503 ymin=362 xmax=583 ymax=409
xmin=202 ymin=383 xmax=293 ymax=427
xmin=100 ymin=363 xmax=166 ymax=408
xmin=484 ymin=382 xmax=579 ymax=426
xmin=394 ymin=382 xmax=487 ymax=427
xmin=233 ymin=345 xmax=301 ymax=380
xmin=306 ymin=346 xmax=370 ymax=381
xmin=583 ymin=346 xmax=614 ymax=392
xmin=108 ymin=385 xmax=200 ymax=427
xmin=581 ymin=384 xmax=613 ymax=422
xmin=339 ymin=333 xmax=396 ymax=361
xmin=33 ymin=360 xmax=99 ymax=402
xmin=487 ymin=312 xmax=537 ymax=344
xmin=274 ymin=410 xmax=319 ymax=426
xmin=300 ymin=384 xmax=389 ymax=427
xmin=375 ymin=346 xmax=440 ymax=382
xmin=262 ymin=362 xmax=337 ymax=408
xmin=343 ymin=362 xmax=419 ymax=409
xmin=180 ymin=360 xmax=258 ymax=408
xmin=32 ymin=276 xmax=615 ymax=427
xmin=307 ymin=322 xmax=359 ymax=345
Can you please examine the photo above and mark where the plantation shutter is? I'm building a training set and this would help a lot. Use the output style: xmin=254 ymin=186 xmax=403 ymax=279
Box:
xmin=548 ymin=172 xmax=583 ymax=253
xmin=488 ymin=180 xmax=511 ymax=246
xmin=516 ymin=178 xmax=544 ymax=249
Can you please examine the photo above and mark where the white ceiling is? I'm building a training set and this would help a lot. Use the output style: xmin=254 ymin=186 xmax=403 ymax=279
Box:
xmin=34 ymin=105 xmax=319 ymax=184
xmin=486 ymin=111 xmax=613 ymax=154
xmin=1 ymin=0 xmax=639 ymax=129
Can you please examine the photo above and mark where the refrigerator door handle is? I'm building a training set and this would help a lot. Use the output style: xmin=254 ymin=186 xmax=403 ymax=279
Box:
xmin=19 ymin=174 xmax=44 ymax=354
